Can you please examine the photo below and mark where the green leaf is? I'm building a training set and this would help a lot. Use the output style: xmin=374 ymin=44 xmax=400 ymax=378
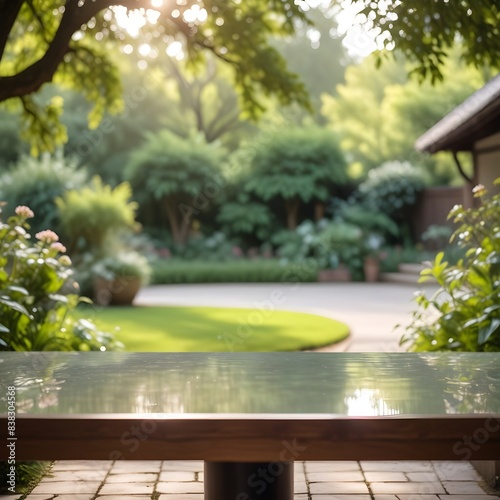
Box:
xmin=478 ymin=319 xmax=500 ymax=345
xmin=7 ymin=285 xmax=29 ymax=296
xmin=0 ymin=297 xmax=30 ymax=317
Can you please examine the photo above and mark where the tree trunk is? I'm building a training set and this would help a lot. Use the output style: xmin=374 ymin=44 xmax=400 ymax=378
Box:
xmin=285 ymin=197 xmax=301 ymax=230
xmin=179 ymin=218 xmax=191 ymax=246
xmin=164 ymin=199 xmax=184 ymax=247
xmin=314 ymin=201 xmax=325 ymax=221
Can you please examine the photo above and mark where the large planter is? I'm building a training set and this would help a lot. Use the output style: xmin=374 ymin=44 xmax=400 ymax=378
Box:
xmin=318 ymin=266 xmax=352 ymax=282
xmin=93 ymin=276 xmax=142 ymax=306
xmin=363 ymin=257 xmax=380 ymax=283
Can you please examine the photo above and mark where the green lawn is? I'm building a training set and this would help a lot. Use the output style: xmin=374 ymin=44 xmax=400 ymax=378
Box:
xmin=85 ymin=306 xmax=349 ymax=351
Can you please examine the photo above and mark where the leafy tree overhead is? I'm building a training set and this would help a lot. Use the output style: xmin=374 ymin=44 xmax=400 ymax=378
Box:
xmin=157 ymin=55 xmax=253 ymax=148
xmin=351 ymin=0 xmax=500 ymax=82
xmin=0 ymin=0 xmax=311 ymax=154
xmin=246 ymin=127 xmax=348 ymax=230
xmin=125 ymin=130 xmax=222 ymax=246
xmin=2 ymin=1 xmax=498 ymax=155
xmin=275 ymin=6 xmax=349 ymax=117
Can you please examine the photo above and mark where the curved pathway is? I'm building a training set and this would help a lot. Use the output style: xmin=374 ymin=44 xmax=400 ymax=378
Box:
xmin=136 ymin=282 xmax=440 ymax=352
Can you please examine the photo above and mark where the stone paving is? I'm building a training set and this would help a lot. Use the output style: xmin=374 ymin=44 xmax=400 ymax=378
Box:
xmin=5 ymin=459 xmax=499 ymax=499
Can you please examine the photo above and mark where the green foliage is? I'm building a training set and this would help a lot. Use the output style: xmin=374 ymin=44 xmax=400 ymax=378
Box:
xmin=359 ymin=0 xmax=500 ymax=82
xmin=92 ymin=251 xmax=151 ymax=285
xmin=400 ymin=181 xmax=500 ymax=352
xmin=56 ymin=176 xmax=138 ymax=254
xmin=321 ymin=53 xmax=484 ymax=182
xmin=248 ymin=127 xmax=347 ymax=202
xmin=358 ymin=161 xmax=427 ymax=221
xmin=314 ymin=221 xmax=364 ymax=277
xmin=246 ymin=127 xmax=347 ymax=228
xmin=272 ymin=219 xmax=365 ymax=278
xmin=273 ymin=7 xmax=349 ymax=119
xmin=334 ymin=201 xmax=400 ymax=240
xmin=0 ymin=153 xmax=87 ymax=235
xmin=126 ymin=130 xmax=222 ymax=246
xmin=0 ymin=460 xmax=50 ymax=494
xmin=1 ymin=0 xmax=311 ymax=153
xmin=174 ymin=232 xmax=240 ymax=261
xmin=0 ymin=110 xmax=25 ymax=165
xmin=217 ymin=198 xmax=274 ymax=242
xmin=0 ymin=205 xmax=122 ymax=351
xmin=151 ymin=259 xmax=317 ymax=284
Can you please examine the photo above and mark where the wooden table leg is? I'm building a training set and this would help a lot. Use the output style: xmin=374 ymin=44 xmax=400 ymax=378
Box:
xmin=204 ymin=461 xmax=294 ymax=500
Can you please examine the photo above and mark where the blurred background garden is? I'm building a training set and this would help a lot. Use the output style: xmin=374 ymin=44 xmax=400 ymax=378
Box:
xmin=1 ymin=3 xmax=491 ymax=293
xmin=0 ymin=0 xmax=499 ymax=354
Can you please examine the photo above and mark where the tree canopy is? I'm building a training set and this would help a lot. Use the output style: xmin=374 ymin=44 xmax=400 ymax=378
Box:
xmin=246 ymin=127 xmax=347 ymax=229
xmin=125 ymin=130 xmax=221 ymax=246
xmin=1 ymin=0 xmax=499 ymax=154
xmin=352 ymin=0 xmax=500 ymax=82
xmin=0 ymin=0 xmax=311 ymax=153
xmin=321 ymin=51 xmax=487 ymax=183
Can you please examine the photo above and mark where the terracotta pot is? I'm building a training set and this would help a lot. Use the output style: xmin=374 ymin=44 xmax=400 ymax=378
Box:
xmin=93 ymin=276 xmax=142 ymax=306
xmin=318 ymin=267 xmax=352 ymax=282
xmin=363 ymin=256 xmax=380 ymax=283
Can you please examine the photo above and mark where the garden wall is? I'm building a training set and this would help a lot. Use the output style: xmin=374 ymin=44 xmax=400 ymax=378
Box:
xmin=412 ymin=186 xmax=465 ymax=242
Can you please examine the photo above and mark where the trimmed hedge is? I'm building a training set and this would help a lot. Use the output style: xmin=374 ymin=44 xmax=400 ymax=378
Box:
xmin=151 ymin=259 xmax=318 ymax=284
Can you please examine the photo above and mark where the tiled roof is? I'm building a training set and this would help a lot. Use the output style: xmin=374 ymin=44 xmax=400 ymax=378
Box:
xmin=415 ymin=73 xmax=500 ymax=153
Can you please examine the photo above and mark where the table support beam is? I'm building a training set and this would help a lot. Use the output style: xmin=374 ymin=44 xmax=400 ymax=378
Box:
xmin=204 ymin=461 xmax=294 ymax=500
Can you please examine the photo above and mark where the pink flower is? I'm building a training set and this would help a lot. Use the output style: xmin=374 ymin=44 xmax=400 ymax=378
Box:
xmin=231 ymin=246 xmax=243 ymax=257
xmin=51 ymin=242 xmax=67 ymax=253
xmin=15 ymin=205 xmax=34 ymax=219
xmin=35 ymin=230 xmax=59 ymax=243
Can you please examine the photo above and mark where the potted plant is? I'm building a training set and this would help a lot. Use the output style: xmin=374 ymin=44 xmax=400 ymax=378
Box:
xmin=363 ymin=233 xmax=384 ymax=282
xmin=92 ymin=251 xmax=151 ymax=306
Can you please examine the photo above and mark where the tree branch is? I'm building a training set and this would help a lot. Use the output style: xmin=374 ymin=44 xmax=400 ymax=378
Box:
xmin=0 ymin=0 xmax=159 ymax=103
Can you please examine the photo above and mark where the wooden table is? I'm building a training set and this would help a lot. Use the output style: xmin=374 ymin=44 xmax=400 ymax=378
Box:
xmin=1 ymin=352 xmax=499 ymax=499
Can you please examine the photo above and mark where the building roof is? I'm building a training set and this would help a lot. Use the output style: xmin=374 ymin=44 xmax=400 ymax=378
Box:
xmin=415 ymin=73 xmax=500 ymax=153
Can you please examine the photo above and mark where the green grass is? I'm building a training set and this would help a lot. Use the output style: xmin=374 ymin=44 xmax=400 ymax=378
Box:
xmin=84 ymin=306 xmax=349 ymax=352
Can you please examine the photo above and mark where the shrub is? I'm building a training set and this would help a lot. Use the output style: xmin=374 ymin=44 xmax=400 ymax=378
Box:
xmin=271 ymin=219 xmax=367 ymax=278
xmin=126 ymin=130 xmax=223 ymax=246
xmin=0 ymin=153 xmax=87 ymax=235
xmin=217 ymin=199 xmax=274 ymax=242
xmin=246 ymin=127 xmax=348 ymax=229
xmin=92 ymin=251 xmax=151 ymax=284
xmin=400 ymin=181 xmax=500 ymax=352
xmin=151 ymin=259 xmax=317 ymax=284
xmin=56 ymin=176 xmax=138 ymax=255
xmin=358 ymin=161 xmax=427 ymax=221
xmin=0 ymin=204 xmax=122 ymax=352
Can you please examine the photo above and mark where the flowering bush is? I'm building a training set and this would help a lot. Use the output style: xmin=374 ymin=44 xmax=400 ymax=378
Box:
xmin=400 ymin=180 xmax=500 ymax=352
xmin=358 ymin=161 xmax=427 ymax=221
xmin=0 ymin=204 xmax=122 ymax=351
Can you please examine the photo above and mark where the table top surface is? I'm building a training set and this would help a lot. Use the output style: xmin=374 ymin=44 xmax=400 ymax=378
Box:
xmin=0 ymin=352 xmax=499 ymax=417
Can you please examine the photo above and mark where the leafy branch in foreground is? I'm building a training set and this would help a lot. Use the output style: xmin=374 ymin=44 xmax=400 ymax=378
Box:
xmin=400 ymin=179 xmax=500 ymax=352
xmin=0 ymin=204 xmax=122 ymax=351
